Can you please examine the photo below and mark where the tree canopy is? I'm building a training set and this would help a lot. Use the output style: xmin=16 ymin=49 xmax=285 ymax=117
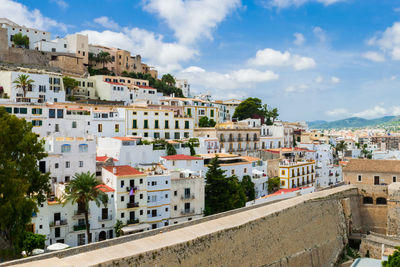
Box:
xmin=13 ymin=74 xmax=34 ymax=98
xmin=233 ymin=98 xmax=279 ymax=125
xmin=267 ymin=177 xmax=280 ymax=193
xmin=63 ymin=77 xmax=79 ymax=95
xmin=199 ymin=117 xmax=216 ymax=127
xmin=383 ymin=246 xmax=400 ymax=267
xmin=240 ymin=175 xmax=256 ymax=201
xmin=161 ymin=74 xmax=176 ymax=86
xmin=12 ymin=33 xmax=29 ymax=48
xmin=0 ymin=107 xmax=49 ymax=252
xmin=204 ymin=156 xmax=246 ymax=216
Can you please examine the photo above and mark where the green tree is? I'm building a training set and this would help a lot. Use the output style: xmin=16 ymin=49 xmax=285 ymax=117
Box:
xmin=335 ymin=141 xmax=348 ymax=160
xmin=199 ymin=117 xmax=209 ymax=127
xmin=267 ymin=177 xmax=280 ymax=193
xmin=21 ymin=232 xmax=45 ymax=255
xmin=166 ymin=143 xmax=177 ymax=156
xmin=204 ymin=156 xmax=246 ymax=215
xmin=161 ymin=74 xmax=176 ymax=86
xmin=96 ymin=51 xmax=113 ymax=69
xmin=63 ymin=172 xmax=108 ymax=244
xmin=240 ymin=175 xmax=256 ymax=201
xmin=269 ymin=108 xmax=279 ymax=123
xmin=0 ymin=107 xmax=49 ymax=251
xmin=209 ymin=119 xmax=216 ymax=127
xmin=382 ymin=246 xmax=400 ymax=266
xmin=12 ymin=33 xmax=29 ymax=48
xmin=114 ymin=220 xmax=123 ymax=237
xmin=63 ymin=76 xmax=79 ymax=96
xmin=233 ymin=98 xmax=263 ymax=120
xmin=188 ymin=142 xmax=196 ymax=156
xmin=13 ymin=74 xmax=34 ymax=98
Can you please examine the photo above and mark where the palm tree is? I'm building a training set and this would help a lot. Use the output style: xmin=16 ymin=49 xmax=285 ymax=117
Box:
xmin=96 ymin=51 xmax=113 ymax=69
xmin=63 ymin=172 xmax=108 ymax=244
xmin=13 ymin=74 xmax=34 ymax=98
xmin=336 ymin=141 xmax=348 ymax=161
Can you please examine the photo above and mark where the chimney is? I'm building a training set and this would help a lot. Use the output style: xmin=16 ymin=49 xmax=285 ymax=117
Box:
xmin=113 ymin=167 xmax=117 ymax=174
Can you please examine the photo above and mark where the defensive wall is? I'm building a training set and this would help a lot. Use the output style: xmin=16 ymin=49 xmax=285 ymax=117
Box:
xmin=3 ymin=185 xmax=360 ymax=267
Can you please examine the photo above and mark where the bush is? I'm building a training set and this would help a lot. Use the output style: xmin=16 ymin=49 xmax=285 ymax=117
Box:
xmin=21 ymin=232 xmax=45 ymax=254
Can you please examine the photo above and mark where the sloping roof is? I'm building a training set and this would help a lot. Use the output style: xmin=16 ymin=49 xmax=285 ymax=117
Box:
xmin=96 ymin=156 xmax=118 ymax=162
xmin=95 ymin=184 xmax=115 ymax=192
xmin=343 ymin=159 xmax=400 ymax=173
xmin=162 ymin=154 xmax=202 ymax=161
xmin=103 ymin=165 xmax=144 ymax=176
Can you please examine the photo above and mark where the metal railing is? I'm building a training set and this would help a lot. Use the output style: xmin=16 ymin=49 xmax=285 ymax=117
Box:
xmin=181 ymin=209 xmax=195 ymax=215
xmin=98 ymin=215 xmax=112 ymax=222
xmin=49 ymin=219 xmax=68 ymax=227
xmin=181 ymin=194 xmax=195 ymax=200
xmin=127 ymin=202 xmax=139 ymax=208
xmin=73 ymin=224 xmax=86 ymax=231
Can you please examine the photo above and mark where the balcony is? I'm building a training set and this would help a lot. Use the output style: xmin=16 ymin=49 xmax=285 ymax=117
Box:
xmin=181 ymin=194 xmax=195 ymax=200
xmin=181 ymin=209 xmax=195 ymax=215
xmin=127 ymin=202 xmax=139 ymax=208
xmin=72 ymin=210 xmax=87 ymax=219
xmin=127 ymin=218 xmax=139 ymax=225
xmin=73 ymin=224 xmax=86 ymax=231
xmin=98 ymin=215 xmax=112 ymax=222
xmin=126 ymin=186 xmax=138 ymax=192
xmin=49 ymin=219 xmax=68 ymax=227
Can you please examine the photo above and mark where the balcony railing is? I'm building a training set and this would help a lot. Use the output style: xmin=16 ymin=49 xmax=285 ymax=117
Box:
xmin=73 ymin=210 xmax=87 ymax=216
xmin=98 ymin=215 xmax=112 ymax=222
xmin=181 ymin=194 xmax=195 ymax=200
xmin=126 ymin=186 xmax=138 ymax=192
xmin=181 ymin=209 xmax=195 ymax=215
xmin=127 ymin=218 xmax=139 ymax=225
xmin=73 ymin=224 xmax=86 ymax=231
xmin=49 ymin=219 xmax=68 ymax=227
xmin=127 ymin=202 xmax=139 ymax=208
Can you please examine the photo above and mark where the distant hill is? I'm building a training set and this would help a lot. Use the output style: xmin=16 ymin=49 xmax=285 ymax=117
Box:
xmin=308 ymin=116 xmax=397 ymax=129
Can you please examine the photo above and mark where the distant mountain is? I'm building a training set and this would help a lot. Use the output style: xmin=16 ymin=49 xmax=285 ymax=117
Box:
xmin=308 ymin=116 xmax=397 ymax=129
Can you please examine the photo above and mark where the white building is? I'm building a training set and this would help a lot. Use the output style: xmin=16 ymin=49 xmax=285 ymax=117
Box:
xmin=0 ymin=70 xmax=65 ymax=103
xmin=175 ymin=79 xmax=190 ymax=97
xmin=160 ymin=154 xmax=205 ymax=173
xmin=0 ymin=18 xmax=51 ymax=49
xmin=260 ymin=123 xmax=293 ymax=149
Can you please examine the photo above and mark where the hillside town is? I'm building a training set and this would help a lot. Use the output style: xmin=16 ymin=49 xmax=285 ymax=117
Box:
xmin=2 ymin=5 xmax=400 ymax=266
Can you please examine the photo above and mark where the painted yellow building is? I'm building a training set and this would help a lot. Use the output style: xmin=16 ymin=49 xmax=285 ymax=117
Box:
xmin=279 ymin=160 xmax=316 ymax=189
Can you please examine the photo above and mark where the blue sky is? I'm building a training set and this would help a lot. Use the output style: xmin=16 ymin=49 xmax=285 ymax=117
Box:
xmin=2 ymin=0 xmax=400 ymax=122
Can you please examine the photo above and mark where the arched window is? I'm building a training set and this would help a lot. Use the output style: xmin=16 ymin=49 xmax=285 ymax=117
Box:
xmin=61 ymin=144 xmax=71 ymax=153
xmin=376 ymin=197 xmax=387 ymax=205
xmin=363 ymin=196 xmax=373 ymax=204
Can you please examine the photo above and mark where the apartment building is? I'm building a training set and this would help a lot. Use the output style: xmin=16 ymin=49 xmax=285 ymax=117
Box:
xmin=0 ymin=70 xmax=65 ymax=103
xmin=175 ymin=79 xmax=190 ymax=97
xmin=41 ymin=136 xmax=96 ymax=193
xmin=102 ymin=166 xmax=149 ymax=234
xmin=279 ymin=160 xmax=316 ymax=189
xmin=371 ymin=136 xmax=400 ymax=151
xmin=213 ymin=99 xmax=241 ymax=121
xmin=160 ymin=97 xmax=219 ymax=127
xmin=125 ymin=107 xmax=194 ymax=139
xmin=0 ymin=18 xmax=51 ymax=49
xmin=260 ymin=123 xmax=294 ymax=149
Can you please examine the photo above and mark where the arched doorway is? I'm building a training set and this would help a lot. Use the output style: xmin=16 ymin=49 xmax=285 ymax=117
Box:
xmin=99 ymin=231 xmax=107 ymax=241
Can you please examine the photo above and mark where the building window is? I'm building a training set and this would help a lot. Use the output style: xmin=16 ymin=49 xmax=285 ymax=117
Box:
xmin=155 ymin=120 xmax=159 ymax=129
xmin=79 ymin=144 xmax=88 ymax=152
xmin=231 ymin=170 xmax=234 ymax=175
xmin=363 ymin=196 xmax=373 ymax=204
xmin=165 ymin=120 xmax=169 ymax=129
xmin=115 ymin=124 xmax=119 ymax=133
xmin=376 ymin=197 xmax=387 ymax=205
xmin=121 ymin=212 xmax=124 ymax=218
xmin=174 ymin=205 xmax=177 ymax=211
xmin=61 ymin=144 xmax=71 ymax=153
xmin=394 ymin=176 xmax=397 ymax=183
xmin=65 ymin=161 xmax=70 ymax=168
xmin=121 ymin=196 xmax=124 ymax=202
xmin=79 ymin=161 xmax=83 ymax=167
xmin=175 ymin=121 xmax=179 ymax=129
xmin=184 ymin=121 xmax=189 ymax=129
xmin=55 ymin=227 xmax=60 ymax=238
xmin=144 ymin=120 xmax=148 ymax=129
xmin=357 ymin=175 xmax=362 ymax=182
xmin=132 ymin=120 xmax=137 ymax=129
xmin=98 ymin=124 xmax=102 ymax=132
xmin=174 ymin=190 xmax=177 ymax=196
xmin=72 ymin=121 xmax=77 ymax=128
xmin=55 ymin=163 xmax=59 ymax=169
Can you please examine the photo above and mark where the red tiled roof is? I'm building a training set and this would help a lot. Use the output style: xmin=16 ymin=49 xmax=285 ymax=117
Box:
xmin=103 ymin=165 xmax=144 ymax=176
xmin=95 ymin=184 xmax=115 ymax=192
xmin=262 ymin=186 xmax=312 ymax=199
xmin=162 ymin=154 xmax=202 ymax=161
xmin=138 ymin=85 xmax=156 ymax=90
xmin=96 ymin=156 xmax=118 ymax=162
xmin=112 ymin=137 xmax=141 ymax=141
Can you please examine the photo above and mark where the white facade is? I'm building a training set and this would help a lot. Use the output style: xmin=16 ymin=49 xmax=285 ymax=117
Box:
xmin=260 ymin=123 xmax=293 ymax=149
xmin=34 ymin=37 xmax=68 ymax=53
xmin=175 ymin=79 xmax=190 ymax=97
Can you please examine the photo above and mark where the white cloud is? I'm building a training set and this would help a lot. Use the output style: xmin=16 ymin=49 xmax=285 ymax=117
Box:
xmin=326 ymin=108 xmax=348 ymax=117
xmin=293 ymin=32 xmax=305 ymax=46
xmin=352 ymin=105 xmax=387 ymax=118
xmin=247 ymin=48 xmax=316 ymax=70
xmin=94 ymin=16 xmax=120 ymax=31
xmin=50 ymin=0 xmax=68 ymax=9
xmin=179 ymin=66 xmax=278 ymax=91
xmin=368 ymin=22 xmax=400 ymax=61
xmin=362 ymin=51 xmax=385 ymax=62
xmin=313 ymin=26 xmax=327 ymax=43
xmin=314 ymin=76 xmax=323 ymax=83
xmin=78 ymin=28 xmax=197 ymax=73
xmin=284 ymin=84 xmax=309 ymax=93
xmin=331 ymin=76 xmax=340 ymax=83
xmin=0 ymin=0 xmax=67 ymax=31
xmin=143 ymin=0 xmax=241 ymax=44
xmin=265 ymin=0 xmax=346 ymax=9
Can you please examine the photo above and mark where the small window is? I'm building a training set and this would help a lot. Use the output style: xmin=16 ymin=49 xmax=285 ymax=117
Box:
xmin=363 ymin=196 xmax=373 ymax=204
xmin=121 ymin=212 xmax=124 ymax=218
xmin=394 ymin=176 xmax=397 ymax=183
xmin=376 ymin=197 xmax=387 ymax=205
xmin=174 ymin=205 xmax=177 ymax=211
xmin=358 ymin=175 xmax=362 ymax=182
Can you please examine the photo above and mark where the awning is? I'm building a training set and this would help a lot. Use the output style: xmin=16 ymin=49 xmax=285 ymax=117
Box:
xmin=121 ymin=223 xmax=150 ymax=234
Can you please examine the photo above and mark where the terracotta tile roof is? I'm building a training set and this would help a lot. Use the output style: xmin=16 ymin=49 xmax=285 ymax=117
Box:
xmin=241 ymin=156 xmax=262 ymax=162
xmin=343 ymin=159 xmax=400 ymax=173
xmin=103 ymin=165 xmax=144 ymax=176
xmin=105 ymin=81 xmax=125 ymax=86
xmin=96 ymin=156 xmax=118 ymax=162
xmin=162 ymin=154 xmax=202 ymax=160
xmin=95 ymin=184 xmax=115 ymax=192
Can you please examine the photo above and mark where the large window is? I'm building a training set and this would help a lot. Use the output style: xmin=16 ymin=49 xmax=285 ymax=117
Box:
xmin=61 ymin=144 xmax=71 ymax=153
xmin=49 ymin=109 xmax=56 ymax=118
xmin=154 ymin=120 xmax=159 ymax=129
xmin=175 ymin=121 xmax=179 ymax=129
xmin=184 ymin=121 xmax=189 ymax=129
xmin=165 ymin=120 xmax=169 ymax=129
xmin=79 ymin=144 xmax=88 ymax=152
xmin=144 ymin=120 xmax=148 ymax=129
xmin=132 ymin=119 xmax=137 ymax=129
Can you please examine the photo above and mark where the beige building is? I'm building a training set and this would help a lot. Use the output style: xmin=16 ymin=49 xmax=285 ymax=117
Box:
xmin=279 ymin=160 xmax=316 ymax=189
xmin=343 ymin=159 xmax=400 ymax=185
xmin=194 ymin=121 xmax=260 ymax=155
xmin=301 ymin=131 xmax=329 ymax=144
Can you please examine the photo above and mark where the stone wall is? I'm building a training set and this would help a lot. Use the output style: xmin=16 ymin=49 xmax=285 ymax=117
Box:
xmin=3 ymin=186 xmax=359 ymax=267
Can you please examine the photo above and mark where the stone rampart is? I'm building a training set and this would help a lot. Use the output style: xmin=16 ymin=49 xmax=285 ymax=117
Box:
xmin=3 ymin=186 xmax=359 ymax=267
